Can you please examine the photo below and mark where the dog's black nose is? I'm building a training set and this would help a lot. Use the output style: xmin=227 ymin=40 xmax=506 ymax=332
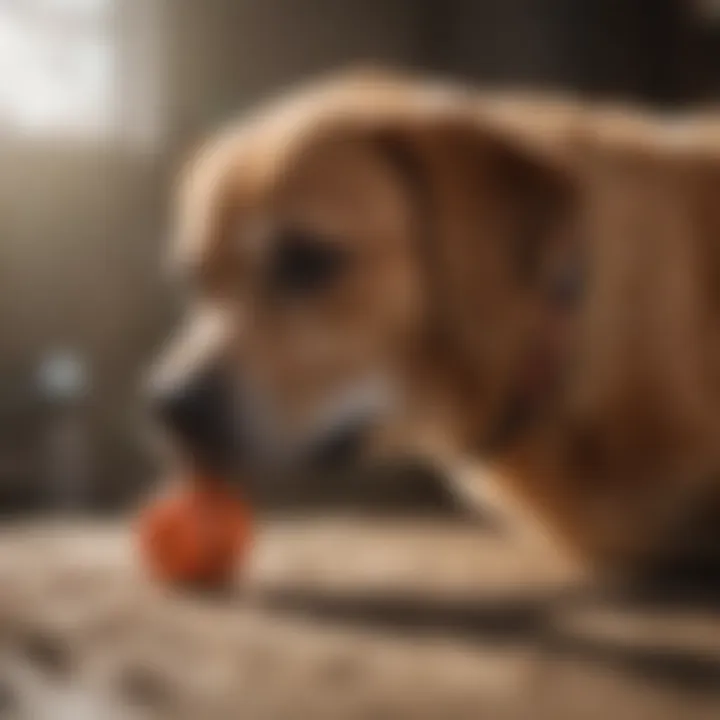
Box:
xmin=150 ymin=364 xmax=237 ymax=474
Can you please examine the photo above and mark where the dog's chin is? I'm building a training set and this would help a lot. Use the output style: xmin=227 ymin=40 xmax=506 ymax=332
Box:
xmin=241 ymin=414 xmax=377 ymax=480
xmin=304 ymin=417 xmax=374 ymax=471
xmin=240 ymin=372 xmax=397 ymax=475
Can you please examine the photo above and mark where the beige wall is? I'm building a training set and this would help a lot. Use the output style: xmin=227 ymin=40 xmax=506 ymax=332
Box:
xmin=168 ymin=0 xmax=423 ymax=144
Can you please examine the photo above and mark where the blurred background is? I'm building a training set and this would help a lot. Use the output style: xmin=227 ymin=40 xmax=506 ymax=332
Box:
xmin=1 ymin=3 xmax=720 ymax=718
xmin=0 ymin=0 xmax=719 ymax=514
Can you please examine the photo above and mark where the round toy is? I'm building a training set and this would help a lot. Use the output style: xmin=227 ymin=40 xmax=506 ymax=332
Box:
xmin=137 ymin=476 xmax=252 ymax=589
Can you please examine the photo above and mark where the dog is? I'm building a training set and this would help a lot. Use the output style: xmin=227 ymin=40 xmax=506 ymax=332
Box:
xmin=150 ymin=69 xmax=720 ymax=578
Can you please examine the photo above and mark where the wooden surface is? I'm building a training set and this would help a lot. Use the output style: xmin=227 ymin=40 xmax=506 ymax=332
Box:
xmin=0 ymin=517 xmax=719 ymax=719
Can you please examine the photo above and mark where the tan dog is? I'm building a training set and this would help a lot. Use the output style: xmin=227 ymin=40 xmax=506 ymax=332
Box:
xmin=152 ymin=70 xmax=720 ymax=577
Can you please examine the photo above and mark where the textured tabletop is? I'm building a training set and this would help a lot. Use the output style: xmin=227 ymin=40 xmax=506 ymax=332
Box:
xmin=0 ymin=517 xmax=718 ymax=719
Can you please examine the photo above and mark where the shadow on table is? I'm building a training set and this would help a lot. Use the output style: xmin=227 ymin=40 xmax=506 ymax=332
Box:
xmin=256 ymin=579 xmax=720 ymax=696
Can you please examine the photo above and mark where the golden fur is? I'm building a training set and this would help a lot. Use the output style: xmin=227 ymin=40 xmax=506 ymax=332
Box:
xmin=165 ymin=69 xmax=720 ymax=575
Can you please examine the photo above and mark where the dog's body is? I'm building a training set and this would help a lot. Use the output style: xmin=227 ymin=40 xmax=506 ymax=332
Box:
xmin=154 ymin=71 xmax=720 ymax=576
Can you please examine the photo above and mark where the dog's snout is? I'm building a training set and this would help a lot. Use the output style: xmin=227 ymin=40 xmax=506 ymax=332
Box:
xmin=149 ymin=364 xmax=237 ymax=473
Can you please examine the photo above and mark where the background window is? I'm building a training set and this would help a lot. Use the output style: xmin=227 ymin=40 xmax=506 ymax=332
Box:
xmin=0 ymin=0 xmax=162 ymax=144
xmin=0 ymin=0 xmax=115 ymax=135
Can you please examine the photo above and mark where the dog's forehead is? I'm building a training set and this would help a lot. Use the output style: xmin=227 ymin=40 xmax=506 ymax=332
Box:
xmin=175 ymin=143 xmax=415 ymax=280
xmin=169 ymin=72 xmax=478 ymax=281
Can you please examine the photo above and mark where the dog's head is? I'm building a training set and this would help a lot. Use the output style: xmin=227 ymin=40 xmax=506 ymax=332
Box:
xmin=150 ymin=71 xmax=575 ymax=476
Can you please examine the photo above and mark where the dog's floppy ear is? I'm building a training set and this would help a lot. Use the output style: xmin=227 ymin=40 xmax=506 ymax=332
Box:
xmin=372 ymin=110 xmax=577 ymax=429
xmin=483 ymin=131 xmax=577 ymax=282
xmin=376 ymin=110 xmax=576 ymax=309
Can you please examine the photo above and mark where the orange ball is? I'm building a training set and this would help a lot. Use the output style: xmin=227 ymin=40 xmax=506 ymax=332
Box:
xmin=136 ymin=478 xmax=253 ymax=589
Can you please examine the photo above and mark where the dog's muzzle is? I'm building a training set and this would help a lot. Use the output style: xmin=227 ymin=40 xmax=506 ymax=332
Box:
xmin=148 ymin=362 xmax=381 ymax=476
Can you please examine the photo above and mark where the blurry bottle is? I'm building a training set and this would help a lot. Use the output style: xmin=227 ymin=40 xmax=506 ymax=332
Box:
xmin=37 ymin=350 xmax=92 ymax=514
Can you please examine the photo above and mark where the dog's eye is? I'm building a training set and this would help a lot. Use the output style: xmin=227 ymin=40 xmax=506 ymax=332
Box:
xmin=267 ymin=229 xmax=348 ymax=298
